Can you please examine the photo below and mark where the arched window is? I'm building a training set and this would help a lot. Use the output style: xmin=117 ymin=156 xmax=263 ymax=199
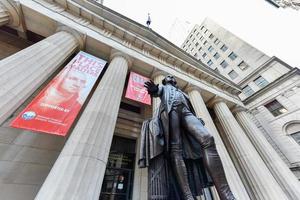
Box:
xmin=285 ymin=122 xmax=300 ymax=145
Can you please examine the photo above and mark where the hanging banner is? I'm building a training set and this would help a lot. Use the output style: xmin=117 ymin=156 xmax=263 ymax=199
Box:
xmin=125 ymin=71 xmax=151 ymax=105
xmin=10 ymin=51 xmax=107 ymax=136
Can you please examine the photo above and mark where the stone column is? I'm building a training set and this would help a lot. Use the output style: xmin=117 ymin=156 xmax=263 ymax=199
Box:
xmin=234 ymin=108 xmax=300 ymax=200
xmin=0 ymin=29 xmax=82 ymax=124
xmin=0 ymin=2 xmax=10 ymax=26
xmin=35 ymin=50 xmax=131 ymax=200
xmin=151 ymin=70 xmax=165 ymax=112
xmin=0 ymin=0 xmax=21 ymax=27
xmin=186 ymin=87 xmax=250 ymax=200
xmin=133 ymin=69 xmax=164 ymax=200
xmin=211 ymin=98 xmax=288 ymax=200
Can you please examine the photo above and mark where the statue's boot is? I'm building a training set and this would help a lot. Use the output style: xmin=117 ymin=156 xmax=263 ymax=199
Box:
xmin=202 ymin=139 xmax=236 ymax=200
xmin=170 ymin=149 xmax=196 ymax=200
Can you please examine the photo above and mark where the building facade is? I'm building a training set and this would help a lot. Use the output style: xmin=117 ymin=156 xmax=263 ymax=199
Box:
xmin=265 ymin=0 xmax=300 ymax=10
xmin=182 ymin=18 xmax=300 ymax=181
xmin=0 ymin=1 xmax=300 ymax=200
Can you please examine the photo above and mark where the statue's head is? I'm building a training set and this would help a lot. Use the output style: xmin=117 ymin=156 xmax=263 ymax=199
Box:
xmin=162 ymin=75 xmax=177 ymax=86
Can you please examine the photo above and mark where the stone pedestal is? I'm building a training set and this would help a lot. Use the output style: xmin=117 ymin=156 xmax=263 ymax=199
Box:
xmin=0 ymin=31 xmax=80 ymax=124
xmin=234 ymin=109 xmax=300 ymax=199
xmin=35 ymin=51 xmax=131 ymax=200
xmin=187 ymin=88 xmax=250 ymax=200
xmin=212 ymin=99 xmax=288 ymax=200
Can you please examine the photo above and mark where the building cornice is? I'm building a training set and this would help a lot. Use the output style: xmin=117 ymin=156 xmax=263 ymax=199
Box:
xmin=243 ymin=68 xmax=300 ymax=105
xmin=239 ymin=56 xmax=294 ymax=86
xmin=20 ymin=0 xmax=243 ymax=106
xmin=68 ymin=0 xmax=241 ymax=94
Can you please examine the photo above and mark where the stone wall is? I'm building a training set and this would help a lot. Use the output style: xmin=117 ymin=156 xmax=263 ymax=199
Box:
xmin=248 ymin=73 xmax=300 ymax=178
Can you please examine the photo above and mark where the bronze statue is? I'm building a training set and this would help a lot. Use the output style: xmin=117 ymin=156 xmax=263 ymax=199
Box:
xmin=139 ymin=75 xmax=235 ymax=200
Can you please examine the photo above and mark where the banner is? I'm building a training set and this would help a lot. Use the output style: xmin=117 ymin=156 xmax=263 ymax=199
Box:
xmin=125 ymin=72 xmax=151 ymax=105
xmin=10 ymin=51 xmax=107 ymax=136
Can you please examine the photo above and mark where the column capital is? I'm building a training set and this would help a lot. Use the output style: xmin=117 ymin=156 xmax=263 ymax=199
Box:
xmin=56 ymin=25 xmax=86 ymax=50
xmin=207 ymin=96 xmax=226 ymax=107
xmin=150 ymin=68 xmax=166 ymax=80
xmin=231 ymin=105 xmax=247 ymax=114
xmin=0 ymin=0 xmax=22 ymax=27
xmin=184 ymin=83 xmax=201 ymax=93
xmin=110 ymin=49 xmax=133 ymax=68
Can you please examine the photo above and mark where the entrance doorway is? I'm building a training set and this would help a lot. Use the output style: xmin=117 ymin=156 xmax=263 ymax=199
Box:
xmin=100 ymin=136 xmax=136 ymax=200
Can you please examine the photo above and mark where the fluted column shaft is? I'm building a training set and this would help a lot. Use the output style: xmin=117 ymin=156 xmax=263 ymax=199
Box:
xmin=0 ymin=31 xmax=79 ymax=124
xmin=235 ymin=110 xmax=300 ymax=199
xmin=187 ymin=89 xmax=250 ymax=200
xmin=35 ymin=53 xmax=130 ymax=200
xmin=213 ymin=100 xmax=288 ymax=200
xmin=0 ymin=2 xmax=9 ymax=26
xmin=152 ymin=73 xmax=164 ymax=112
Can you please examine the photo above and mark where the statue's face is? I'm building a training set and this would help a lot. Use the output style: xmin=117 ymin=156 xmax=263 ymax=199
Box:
xmin=164 ymin=75 xmax=177 ymax=86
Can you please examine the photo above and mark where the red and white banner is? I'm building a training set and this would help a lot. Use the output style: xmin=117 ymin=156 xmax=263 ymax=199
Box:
xmin=10 ymin=51 xmax=107 ymax=136
xmin=125 ymin=72 xmax=151 ymax=105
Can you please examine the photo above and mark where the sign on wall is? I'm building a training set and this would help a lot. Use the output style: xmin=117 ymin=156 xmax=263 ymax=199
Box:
xmin=125 ymin=71 xmax=151 ymax=105
xmin=10 ymin=51 xmax=107 ymax=136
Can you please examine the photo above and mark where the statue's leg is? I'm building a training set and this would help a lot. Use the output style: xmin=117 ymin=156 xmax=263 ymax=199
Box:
xmin=181 ymin=107 xmax=235 ymax=200
xmin=169 ymin=109 xmax=195 ymax=200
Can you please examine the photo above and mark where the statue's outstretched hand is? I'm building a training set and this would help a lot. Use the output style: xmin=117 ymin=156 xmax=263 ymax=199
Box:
xmin=144 ymin=80 xmax=158 ymax=95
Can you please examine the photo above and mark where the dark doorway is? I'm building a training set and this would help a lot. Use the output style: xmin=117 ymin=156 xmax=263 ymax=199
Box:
xmin=100 ymin=136 xmax=136 ymax=200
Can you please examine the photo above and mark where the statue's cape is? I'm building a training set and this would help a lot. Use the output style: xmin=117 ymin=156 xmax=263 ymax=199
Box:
xmin=138 ymin=109 xmax=213 ymax=198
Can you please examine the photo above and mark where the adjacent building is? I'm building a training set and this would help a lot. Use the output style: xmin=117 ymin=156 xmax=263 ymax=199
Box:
xmin=265 ymin=0 xmax=300 ymax=10
xmin=0 ymin=1 xmax=300 ymax=200
xmin=182 ymin=18 xmax=300 ymax=181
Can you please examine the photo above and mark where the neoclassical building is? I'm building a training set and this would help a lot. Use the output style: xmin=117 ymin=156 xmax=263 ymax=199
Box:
xmin=0 ymin=0 xmax=300 ymax=200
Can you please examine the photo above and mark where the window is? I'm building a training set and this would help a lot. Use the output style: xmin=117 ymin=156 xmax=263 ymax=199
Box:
xmin=203 ymin=41 xmax=207 ymax=45
xmin=193 ymin=29 xmax=196 ymax=33
xmin=291 ymin=132 xmax=300 ymax=145
xmin=286 ymin=123 xmax=300 ymax=145
xmin=182 ymin=45 xmax=186 ymax=49
xmin=198 ymin=47 xmax=202 ymax=51
xmin=214 ymin=38 xmax=220 ymax=45
xmin=242 ymin=85 xmax=254 ymax=97
xmin=196 ymin=32 xmax=199 ymax=36
xmin=228 ymin=52 xmax=237 ymax=60
xmin=213 ymin=52 xmax=220 ymax=60
xmin=209 ymin=34 xmax=214 ymax=39
xmin=220 ymin=60 xmax=228 ymax=68
xmin=220 ymin=44 xmax=228 ymax=52
xmin=214 ymin=68 xmax=220 ymax=73
xmin=204 ymin=30 xmax=208 ymax=34
xmin=254 ymin=76 xmax=268 ymax=88
xmin=238 ymin=61 xmax=249 ymax=70
xmin=207 ymin=60 xmax=213 ymax=66
xmin=201 ymin=26 xmax=205 ymax=30
xmin=208 ymin=46 xmax=214 ymax=52
xmin=195 ymin=42 xmax=199 ymax=47
xmin=265 ymin=100 xmax=287 ymax=117
xmin=194 ymin=53 xmax=198 ymax=57
xmin=189 ymin=34 xmax=193 ymax=38
xmin=228 ymin=70 xmax=238 ymax=79
xmin=202 ymin=53 xmax=207 ymax=58
xmin=200 ymin=36 xmax=204 ymax=41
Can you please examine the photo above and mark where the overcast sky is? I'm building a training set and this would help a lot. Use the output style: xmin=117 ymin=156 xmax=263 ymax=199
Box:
xmin=104 ymin=0 xmax=300 ymax=68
